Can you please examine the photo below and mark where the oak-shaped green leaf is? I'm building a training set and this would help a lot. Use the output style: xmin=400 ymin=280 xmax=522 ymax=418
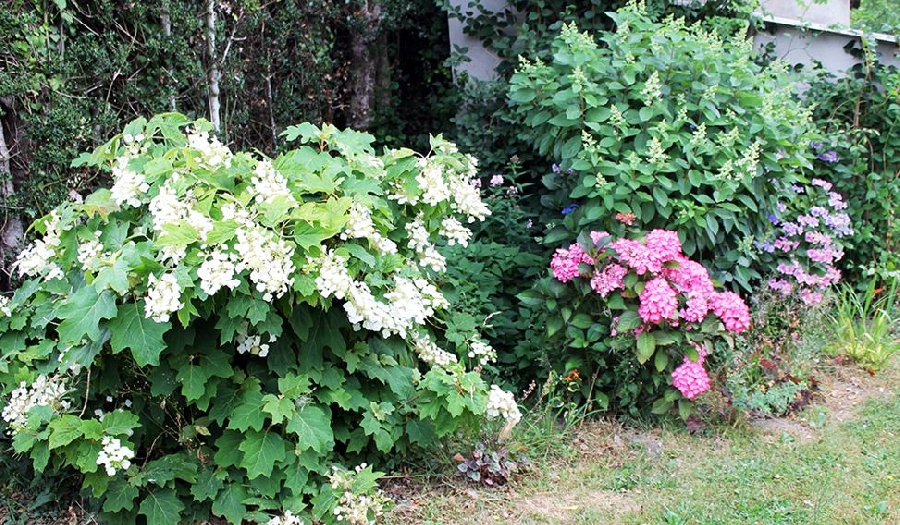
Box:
xmin=48 ymin=415 xmax=84 ymax=450
xmin=226 ymin=381 xmax=266 ymax=432
xmin=56 ymin=285 xmax=117 ymax=344
xmin=191 ymin=468 xmax=225 ymax=502
xmin=211 ymin=483 xmax=248 ymax=524
xmin=138 ymin=488 xmax=184 ymax=525
xmin=103 ymin=480 xmax=139 ymax=513
xmin=262 ymin=394 xmax=295 ymax=425
xmin=285 ymin=404 xmax=333 ymax=453
xmin=176 ymin=361 xmax=210 ymax=402
xmin=238 ymin=429 xmax=287 ymax=479
xmin=109 ymin=301 xmax=169 ymax=366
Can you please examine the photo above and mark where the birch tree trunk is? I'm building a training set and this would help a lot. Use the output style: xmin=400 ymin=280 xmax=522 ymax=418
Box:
xmin=348 ymin=1 xmax=384 ymax=131
xmin=161 ymin=0 xmax=176 ymax=111
xmin=0 ymin=98 xmax=23 ymax=271
xmin=205 ymin=0 xmax=222 ymax=132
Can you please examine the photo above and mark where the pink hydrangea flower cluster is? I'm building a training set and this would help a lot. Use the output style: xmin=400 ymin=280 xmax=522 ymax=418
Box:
xmin=671 ymin=354 xmax=711 ymax=400
xmin=550 ymin=244 xmax=593 ymax=282
xmin=549 ymin=228 xmax=752 ymax=334
xmin=761 ymin=178 xmax=850 ymax=305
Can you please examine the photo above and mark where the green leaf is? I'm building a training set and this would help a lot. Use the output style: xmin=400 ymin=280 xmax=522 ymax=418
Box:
xmin=102 ymin=480 xmax=138 ymax=513
xmin=262 ymin=394 xmax=295 ymax=425
xmin=48 ymin=415 xmax=84 ymax=450
xmin=138 ymin=489 xmax=184 ymax=525
xmin=191 ymin=468 xmax=224 ymax=502
xmin=636 ymin=332 xmax=656 ymax=364
xmin=56 ymin=285 xmax=117 ymax=344
xmin=109 ymin=301 xmax=170 ymax=366
xmin=654 ymin=349 xmax=669 ymax=372
xmin=617 ymin=310 xmax=642 ymax=331
xmin=285 ymin=404 xmax=334 ymax=453
xmin=227 ymin=380 xmax=266 ymax=432
xmin=238 ymin=429 xmax=287 ymax=479
xmin=212 ymin=483 xmax=248 ymax=524
xmin=176 ymin=361 xmax=210 ymax=402
xmin=94 ymin=258 xmax=131 ymax=295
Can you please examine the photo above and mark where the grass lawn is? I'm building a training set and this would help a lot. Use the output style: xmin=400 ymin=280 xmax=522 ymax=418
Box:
xmin=386 ymin=360 xmax=900 ymax=525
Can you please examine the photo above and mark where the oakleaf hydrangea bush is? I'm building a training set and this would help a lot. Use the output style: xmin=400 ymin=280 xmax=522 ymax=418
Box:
xmin=0 ymin=114 xmax=521 ymax=524
xmin=521 ymin=224 xmax=750 ymax=416
xmin=507 ymin=0 xmax=824 ymax=291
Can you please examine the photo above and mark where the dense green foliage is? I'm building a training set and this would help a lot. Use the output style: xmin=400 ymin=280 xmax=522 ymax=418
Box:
xmin=507 ymin=4 xmax=821 ymax=292
xmin=806 ymin=44 xmax=900 ymax=284
xmin=0 ymin=114 xmax=516 ymax=523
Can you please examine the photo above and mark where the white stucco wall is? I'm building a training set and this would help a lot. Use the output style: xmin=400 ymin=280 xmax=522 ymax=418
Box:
xmin=759 ymin=0 xmax=850 ymax=26
xmin=447 ymin=0 xmax=900 ymax=81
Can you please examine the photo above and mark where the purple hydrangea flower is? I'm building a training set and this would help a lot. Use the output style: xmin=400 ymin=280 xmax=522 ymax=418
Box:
xmin=562 ymin=204 xmax=579 ymax=215
xmin=817 ymin=150 xmax=839 ymax=163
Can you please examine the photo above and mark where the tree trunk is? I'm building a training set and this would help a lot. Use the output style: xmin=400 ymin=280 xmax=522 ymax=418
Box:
xmin=347 ymin=1 xmax=384 ymax=131
xmin=161 ymin=0 xmax=176 ymax=111
xmin=0 ymin=98 xmax=24 ymax=280
xmin=205 ymin=0 xmax=222 ymax=132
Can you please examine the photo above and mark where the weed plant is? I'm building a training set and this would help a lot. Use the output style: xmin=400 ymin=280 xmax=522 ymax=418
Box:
xmin=828 ymin=278 xmax=900 ymax=371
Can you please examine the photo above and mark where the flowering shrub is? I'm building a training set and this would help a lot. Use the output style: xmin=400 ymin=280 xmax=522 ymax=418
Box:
xmin=522 ymin=225 xmax=750 ymax=416
xmin=0 ymin=114 xmax=520 ymax=523
xmin=757 ymin=175 xmax=851 ymax=305
xmin=507 ymin=1 xmax=823 ymax=292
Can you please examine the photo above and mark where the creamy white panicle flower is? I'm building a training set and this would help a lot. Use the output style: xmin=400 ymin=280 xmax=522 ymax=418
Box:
xmin=467 ymin=338 xmax=497 ymax=366
xmin=234 ymin=223 xmax=295 ymax=301
xmin=149 ymin=182 xmax=214 ymax=244
xmin=2 ymin=375 xmax=71 ymax=435
xmin=158 ymin=244 xmax=187 ymax=266
xmin=486 ymin=385 xmax=521 ymax=425
xmin=236 ymin=331 xmax=277 ymax=358
xmin=341 ymin=204 xmax=397 ymax=255
xmin=197 ymin=248 xmax=241 ymax=296
xmin=251 ymin=159 xmax=296 ymax=205
xmin=405 ymin=216 xmax=430 ymax=253
xmin=13 ymin=210 xmax=65 ymax=279
xmin=343 ymin=275 xmax=446 ymax=339
xmin=329 ymin=464 xmax=388 ymax=525
xmin=417 ymin=245 xmax=446 ymax=273
xmin=416 ymin=158 xmax=451 ymax=206
xmin=97 ymin=436 xmax=135 ymax=476
xmin=77 ymin=234 xmax=105 ymax=271
xmin=313 ymin=249 xmax=354 ymax=300
xmin=439 ymin=217 xmax=471 ymax=247
xmin=413 ymin=333 xmax=457 ymax=368
xmin=266 ymin=511 xmax=306 ymax=525
xmin=0 ymin=295 xmax=11 ymax=317
xmin=144 ymin=273 xmax=183 ymax=322
xmin=186 ymin=129 xmax=233 ymax=168
xmin=448 ymin=176 xmax=490 ymax=223
xmin=110 ymin=157 xmax=149 ymax=208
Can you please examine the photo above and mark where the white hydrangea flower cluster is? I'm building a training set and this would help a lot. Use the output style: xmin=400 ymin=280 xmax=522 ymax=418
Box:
xmin=14 ymin=210 xmax=64 ymax=280
xmin=341 ymin=204 xmax=397 ymax=254
xmin=312 ymin=251 xmax=446 ymax=338
xmin=236 ymin=331 xmax=276 ymax=358
xmin=439 ymin=217 xmax=471 ymax=247
xmin=329 ymin=464 xmax=389 ymax=525
xmin=266 ymin=511 xmax=306 ymax=525
xmin=405 ymin=217 xmax=445 ymax=273
xmin=77 ymin=233 xmax=105 ymax=271
xmin=234 ymin=221 xmax=296 ymax=301
xmin=197 ymin=248 xmax=241 ymax=296
xmin=467 ymin=338 xmax=497 ymax=366
xmin=110 ymin=156 xmax=150 ymax=208
xmin=485 ymin=384 xmax=522 ymax=425
xmin=186 ymin=129 xmax=232 ymax=169
xmin=0 ymin=295 xmax=11 ymax=317
xmin=251 ymin=159 xmax=296 ymax=206
xmin=447 ymin=174 xmax=490 ymax=223
xmin=96 ymin=436 xmax=135 ymax=476
xmin=148 ymin=181 xmax=214 ymax=256
xmin=412 ymin=333 xmax=457 ymax=368
xmin=144 ymin=273 xmax=183 ymax=322
xmin=415 ymin=158 xmax=451 ymax=206
xmin=314 ymin=249 xmax=354 ymax=300
xmin=2 ymin=375 xmax=71 ymax=435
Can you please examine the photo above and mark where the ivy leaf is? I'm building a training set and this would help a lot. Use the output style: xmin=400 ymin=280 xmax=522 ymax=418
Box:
xmin=56 ymin=285 xmax=117 ymax=344
xmin=138 ymin=489 xmax=184 ymax=525
xmin=238 ymin=429 xmax=287 ymax=479
xmin=109 ymin=301 xmax=170 ymax=366
xmin=285 ymin=404 xmax=334 ymax=453
xmin=212 ymin=484 xmax=248 ymax=524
